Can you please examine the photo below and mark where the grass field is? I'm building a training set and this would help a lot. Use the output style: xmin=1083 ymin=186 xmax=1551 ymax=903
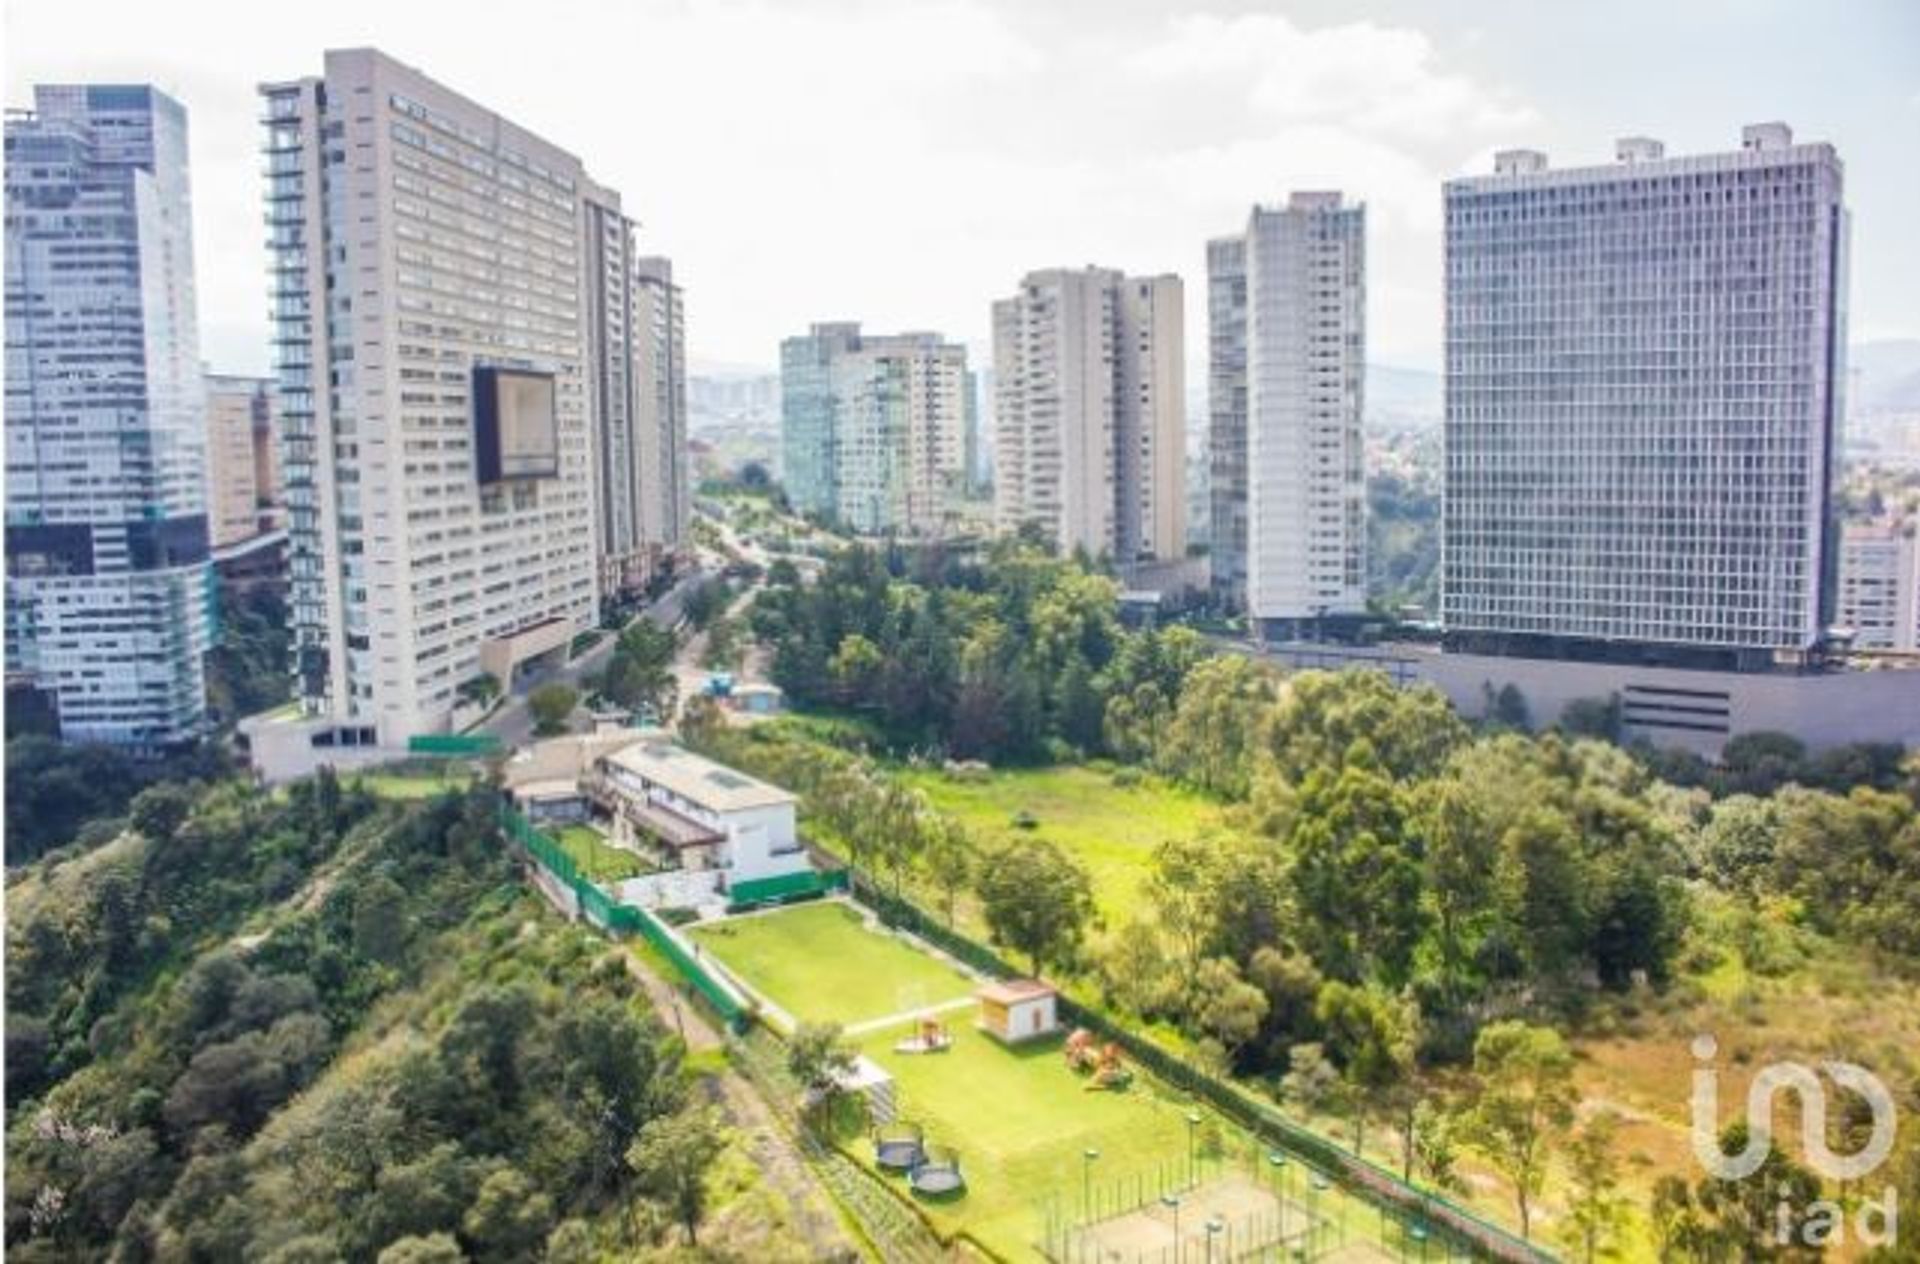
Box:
xmin=688 ymin=901 xmax=976 ymax=1027
xmin=552 ymin=824 xmax=649 ymax=883
xmin=894 ymin=764 xmax=1227 ymax=920
xmin=694 ymin=901 xmax=1409 ymax=1261
xmin=354 ymin=771 xmax=474 ymax=801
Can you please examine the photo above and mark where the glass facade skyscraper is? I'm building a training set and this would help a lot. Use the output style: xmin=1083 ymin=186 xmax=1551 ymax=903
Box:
xmin=1443 ymin=126 xmax=1848 ymax=669
xmin=5 ymin=85 xmax=213 ymax=747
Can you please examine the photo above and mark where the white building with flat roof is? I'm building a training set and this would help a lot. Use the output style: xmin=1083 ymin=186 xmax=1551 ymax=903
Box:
xmin=1210 ymin=194 xmax=1367 ymax=635
xmin=1838 ymin=520 xmax=1919 ymax=651
xmin=592 ymin=741 xmax=806 ymax=886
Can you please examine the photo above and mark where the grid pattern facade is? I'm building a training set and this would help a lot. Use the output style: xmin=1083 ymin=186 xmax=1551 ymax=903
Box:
xmin=262 ymin=49 xmax=602 ymax=745
xmin=1442 ymin=128 xmax=1847 ymax=663
xmin=634 ymin=257 xmax=689 ymax=552
xmin=779 ymin=323 xmax=968 ymax=535
xmin=1207 ymin=236 xmax=1248 ymax=609
xmin=205 ymin=374 xmax=279 ymax=547
xmin=5 ymin=85 xmax=214 ymax=746
xmin=1837 ymin=521 xmax=1919 ymax=652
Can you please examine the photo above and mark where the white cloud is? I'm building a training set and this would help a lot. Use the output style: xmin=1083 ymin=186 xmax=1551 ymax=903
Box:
xmin=5 ymin=0 xmax=1533 ymax=371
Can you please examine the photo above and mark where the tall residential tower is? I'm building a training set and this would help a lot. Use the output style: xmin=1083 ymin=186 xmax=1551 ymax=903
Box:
xmin=1442 ymin=126 xmax=1848 ymax=670
xmin=779 ymin=323 xmax=969 ymax=535
xmin=5 ymin=85 xmax=213 ymax=747
xmin=258 ymin=49 xmax=624 ymax=753
xmin=992 ymin=267 xmax=1186 ymax=561
xmin=1209 ymin=195 xmax=1367 ymax=635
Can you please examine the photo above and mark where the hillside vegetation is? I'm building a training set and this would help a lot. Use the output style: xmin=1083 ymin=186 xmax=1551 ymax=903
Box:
xmin=4 ymin=775 xmax=804 ymax=1262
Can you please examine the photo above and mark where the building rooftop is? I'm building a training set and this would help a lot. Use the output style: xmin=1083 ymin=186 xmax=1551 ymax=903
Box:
xmin=600 ymin=741 xmax=797 ymax=813
xmin=977 ymin=978 xmax=1056 ymax=1005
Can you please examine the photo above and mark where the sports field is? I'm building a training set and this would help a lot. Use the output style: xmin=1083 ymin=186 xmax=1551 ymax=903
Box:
xmin=687 ymin=900 xmax=1401 ymax=1261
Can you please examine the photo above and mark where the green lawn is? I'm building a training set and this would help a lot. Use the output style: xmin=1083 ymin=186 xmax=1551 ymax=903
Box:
xmin=354 ymin=771 xmax=473 ymax=801
xmin=894 ymin=765 xmax=1227 ymax=921
xmin=552 ymin=824 xmax=649 ymax=883
xmin=687 ymin=901 xmax=976 ymax=1028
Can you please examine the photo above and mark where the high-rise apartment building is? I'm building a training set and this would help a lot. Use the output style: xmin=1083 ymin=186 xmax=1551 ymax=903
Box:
xmin=992 ymin=267 xmax=1185 ymax=561
xmin=205 ymin=374 xmax=280 ymax=548
xmin=1443 ymin=125 xmax=1848 ymax=670
xmin=1206 ymin=236 xmax=1248 ymax=610
xmin=259 ymin=49 xmax=616 ymax=751
xmin=1208 ymin=195 xmax=1367 ymax=632
xmin=634 ymin=257 xmax=689 ymax=554
xmin=582 ymin=196 xmax=686 ymax=599
xmin=778 ymin=323 xmax=969 ymax=535
xmin=1837 ymin=520 xmax=1919 ymax=651
xmin=5 ymin=85 xmax=214 ymax=747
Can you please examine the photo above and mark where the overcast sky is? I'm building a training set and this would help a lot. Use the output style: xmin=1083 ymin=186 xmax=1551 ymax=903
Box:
xmin=7 ymin=0 xmax=1917 ymax=377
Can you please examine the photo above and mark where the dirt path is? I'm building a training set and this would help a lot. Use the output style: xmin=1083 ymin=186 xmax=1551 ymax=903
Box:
xmin=623 ymin=948 xmax=859 ymax=1259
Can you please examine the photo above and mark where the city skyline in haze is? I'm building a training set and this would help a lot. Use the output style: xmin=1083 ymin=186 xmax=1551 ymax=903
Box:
xmin=7 ymin=0 xmax=1917 ymax=377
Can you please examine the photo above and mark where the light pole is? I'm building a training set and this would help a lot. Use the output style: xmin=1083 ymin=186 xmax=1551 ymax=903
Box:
xmin=1082 ymin=1147 xmax=1100 ymax=1225
xmin=1205 ymin=1216 xmax=1225 ymax=1264
xmin=1267 ymin=1151 xmax=1289 ymax=1240
xmin=1161 ymin=1194 xmax=1182 ymax=1262
xmin=1186 ymin=1111 xmax=1203 ymax=1187
xmin=1408 ymin=1224 xmax=1430 ymax=1263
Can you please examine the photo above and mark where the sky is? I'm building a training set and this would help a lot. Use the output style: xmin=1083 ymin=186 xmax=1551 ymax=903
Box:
xmin=7 ymin=0 xmax=1917 ymax=378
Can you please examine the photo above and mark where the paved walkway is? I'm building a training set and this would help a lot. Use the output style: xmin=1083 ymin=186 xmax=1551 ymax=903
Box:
xmin=842 ymin=994 xmax=977 ymax=1038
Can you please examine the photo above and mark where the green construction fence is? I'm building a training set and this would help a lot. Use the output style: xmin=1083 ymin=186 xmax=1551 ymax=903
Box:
xmin=495 ymin=799 xmax=748 ymax=1030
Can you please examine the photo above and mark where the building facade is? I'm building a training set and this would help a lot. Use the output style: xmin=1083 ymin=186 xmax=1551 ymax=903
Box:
xmin=5 ymin=85 xmax=214 ymax=747
xmin=205 ymin=373 xmax=280 ymax=548
xmin=778 ymin=323 xmax=969 ymax=535
xmin=1837 ymin=520 xmax=1919 ymax=651
xmin=634 ymin=257 xmax=689 ymax=556
xmin=260 ymin=49 xmax=612 ymax=750
xmin=582 ymin=199 xmax=686 ymax=600
xmin=1206 ymin=236 xmax=1248 ymax=609
xmin=1209 ymin=195 xmax=1367 ymax=632
xmin=992 ymin=267 xmax=1186 ymax=561
xmin=1442 ymin=125 xmax=1849 ymax=670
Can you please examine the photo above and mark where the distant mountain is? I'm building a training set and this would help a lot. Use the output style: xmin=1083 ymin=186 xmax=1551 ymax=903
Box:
xmin=1852 ymin=340 xmax=1920 ymax=415
xmin=1369 ymin=363 xmax=1442 ymax=428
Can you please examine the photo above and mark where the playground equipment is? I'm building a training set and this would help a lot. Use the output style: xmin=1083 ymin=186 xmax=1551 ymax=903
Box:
xmin=1065 ymin=1029 xmax=1132 ymax=1090
xmin=909 ymin=1144 xmax=967 ymax=1198
xmin=874 ymin=1120 xmax=927 ymax=1172
xmin=893 ymin=1015 xmax=953 ymax=1055
xmin=1087 ymin=1042 xmax=1134 ymax=1092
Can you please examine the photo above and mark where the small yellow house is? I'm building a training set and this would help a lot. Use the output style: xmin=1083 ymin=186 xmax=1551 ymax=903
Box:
xmin=976 ymin=979 xmax=1059 ymax=1044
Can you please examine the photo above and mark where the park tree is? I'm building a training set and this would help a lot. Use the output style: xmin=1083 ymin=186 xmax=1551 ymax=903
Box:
xmin=975 ymin=837 xmax=1094 ymax=977
xmin=920 ymin=817 xmax=974 ymax=927
xmin=627 ymin=1107 xmax=726 ymax=1246
xmin=787 ymin=1022 xmax=856 ymax=1121
xmin=1559 ymin=1111 xmax=1627 ymax=1263
xmin=1314 ymin=981 xmax=1418 ymax=1160
xmin=528 ymin=683 xmax=579 ymax=736
xmin=1187 ymin=957 xmax=1268 ymax=1072
xmin=1280 ymin=1042 xmax=1353 ymax=1143
xmin=1409 ymin=1100 xmax=1466 ymax=1192
xmin=1156 ymin=655 xmax=1277 ymax=798
xmin=1284 ymin=747 xmax=1426 ymax=987
xmin=1468 ymin=1021 xmax=1577 ymax=1240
